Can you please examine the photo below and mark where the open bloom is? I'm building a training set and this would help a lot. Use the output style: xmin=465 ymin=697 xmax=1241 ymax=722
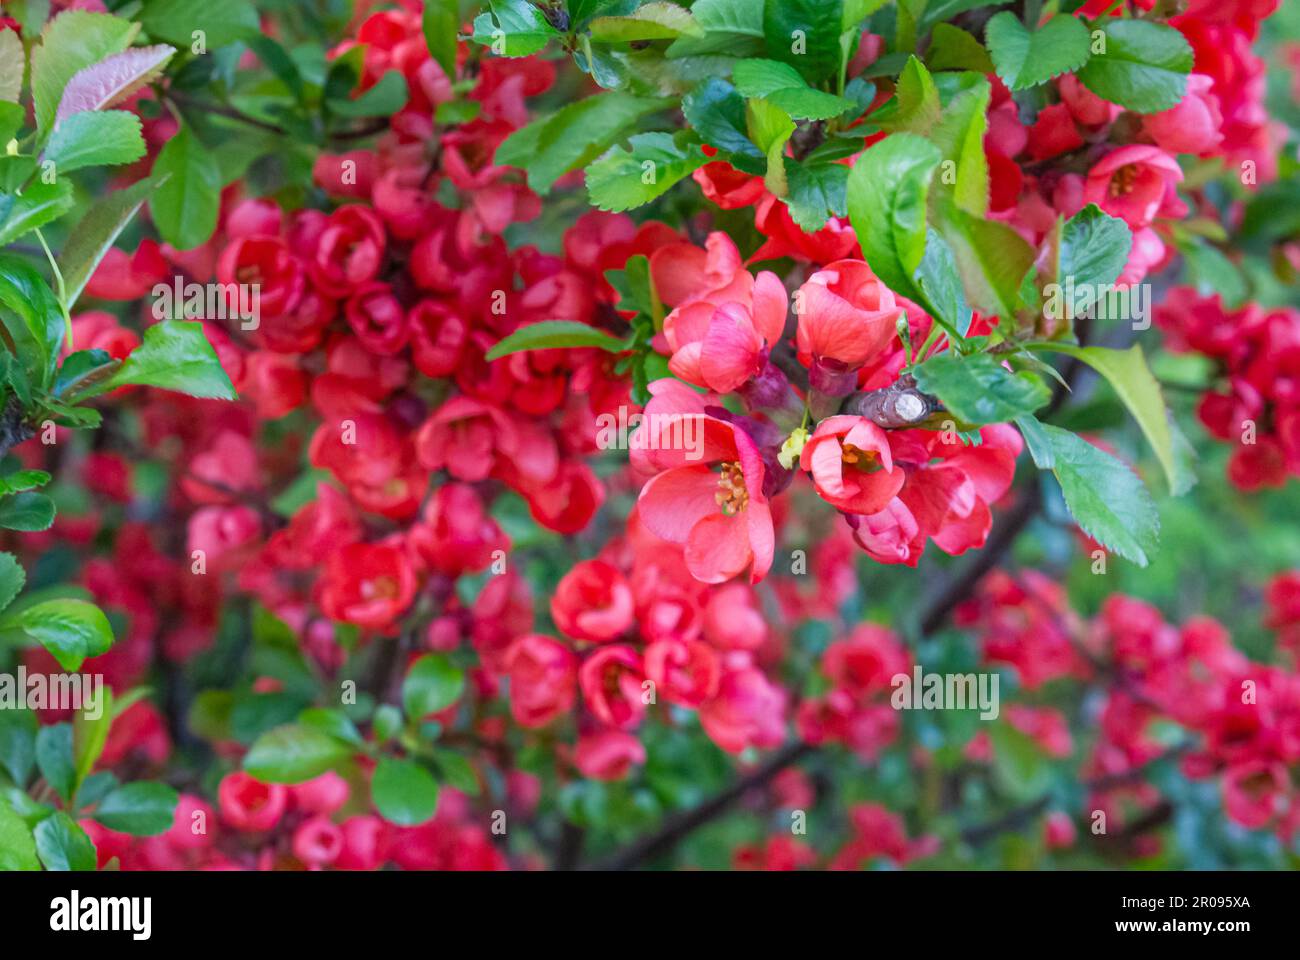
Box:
xmin=795 ymin=260 xmax=902 ymax=369
xmin=800 ymin=415 xmax=903 ymax=515
xmin=653 ymin=233 xmax=788 ymax=393
xmin=505 ymin=634 xmax=577 ymax=728
xmin=1083 ymin=145 xmax=1184 ymax=230
xmin=636 ymin=408 xmax=775 ymax=584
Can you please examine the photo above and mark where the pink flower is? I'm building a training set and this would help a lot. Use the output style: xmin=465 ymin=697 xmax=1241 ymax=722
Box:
xmin=550 ymin=559 xmax=634 ymax=643
xmin=644 ymin=637 xmax=721 ymax=707
xmin=1143 ymin=74 xmax=1224 ymax=156
xmin=579 ymin=645 xmax=647 ymax=729
xmin=1082 ymin=145 xmax=1184 ymax=230
xmin=218 ymin=773 xmax=288 ymax=832
xmin=505 ymin=634 xmax=578 ymax=728
xmin=795 ymin=259 xmax=901 ymax=369
xmin=699 ymin=665 xmax=787 ymax=754
xmin=573 ymin=730 xmax=646 ymax=781
xmin=636 ymin=411 xmax=775 ymax=584
xmin=800 ymin=415 xmax=904 ymax=515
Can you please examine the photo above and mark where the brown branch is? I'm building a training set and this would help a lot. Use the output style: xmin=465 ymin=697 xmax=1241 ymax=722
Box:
xmin=840 ymin=373 xmax=942 ymax=427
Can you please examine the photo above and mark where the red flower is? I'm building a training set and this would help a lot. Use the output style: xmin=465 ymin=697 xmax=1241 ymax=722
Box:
xmin=505 ymin=634 xmax=578 ymax=728
xmin=795 ymin=259 xmax=901 ymax=369
xmin=317 ymin=541 xmax=417 ymax=630
xmin=644 ymin=637 xmax=720 ymax=707
xmin=800 ymin=415 xmax=903 ymax=516
xmin=579 ymin=645 xmax=646 ymax=730
xmin=551 ymin=559 xmax=634 ymax=643
xmin=1083 ymin=145 xmax=1184 ymax=230
xmin=573 ymin=730 xmax=646 ymax=781
xmin=310 ymin=205 xmax=387 ymax=297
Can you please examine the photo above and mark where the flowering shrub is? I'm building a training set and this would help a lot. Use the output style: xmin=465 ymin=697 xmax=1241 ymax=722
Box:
xmin=0 ymin=0 xmax=1298 ymax=874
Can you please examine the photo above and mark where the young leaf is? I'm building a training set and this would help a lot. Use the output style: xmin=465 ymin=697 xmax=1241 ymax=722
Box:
xmin=846 ymin=132 xmax=941 ymax=302
xmin=92 ymin=782 xmax=180 ymax=836
xmin=371 ymin=757 xmax=440 ymax=826
xmin=471 ymin=0 xmax=561 ymax=57
xmin=937 ymin=208 xmax=1036 ymax=321
xmin=486 ymin=320 xmax=627 ymax=360
xmin=53 ymin=45 xmax=175 ymax=126
xmin=72 ymin=685 xmax=113 ymax=798
xmin=244 ymin=724 xmax=354 ymax=784
xmin=927 ymin=74 xmax=990 ymax=217
xmin=926 ymin=23 xmax=994 ymax=74
xmin=1057 ymin=203 xmax=1132 ymax=289
xmin=57 ymin=176 xmax=161 ymax=311
xmin=31 ymin=10 xmax=138 ymax=137
xmin=910 ymin=352 xmax=1051 ymax=425
xmin=732 ymin=59 xmax=856 ymax=120
xmin=585 ymin=131 xmax=707 ymax=212
xmin=0 ymin=179 xmax=75 ymax=248
xmin=1075 ymin=19 xmax=1193 ymax=114
xmin=34 ymin=811 xmax=98 ymax=871
xmin=874 ymin=56 xmax=941 ymax=135
xmin=1036 ymin=421 xmax=1160 ymax=566
xmin=96 ymin=321 xmax=237 ymax=400
xmin=0 ymin=28 xmax=23 ymax=103
xmin=43 ymin=110 xmax=146 ymax=173
xmin=0 ymin=253 xmax=66 ymax=386
xmin=36 ymin=723 xmax=76 ymax=803
xmin=590 ymin=2 xmax=702 ymax=42
xmin=984 ymin=12 xmax=1090 ymax=91
xmin=4 ymin=599 xmax=113 ymax=671
xmin=783 ymin=159 xmax=849 ymax=233
xmin=761 ymin=0 xmax=842 ymax=85
xmin=149 ymin=124 xmax=222 ymax=250
xmin=914 ymin=228 xmax=973 ymax=338
xmin=667 ymin=0 xmax=764 ymax=57
xmin=495 ymin=92 xmax=672 ymax=194
xmin=0 ymin=552 xmax=25 ymax=615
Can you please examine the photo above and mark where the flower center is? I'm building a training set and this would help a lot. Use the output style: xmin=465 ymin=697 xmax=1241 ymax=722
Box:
xmin=1109 ymin=164 xmax=1139 ymax=197
xmin=714 ymin=461 xmax=749 ymax=516
xmin=841 ymin=442 xmax=878 ymax=470
xmin=361 ymin=575 xmax=398 ymax=600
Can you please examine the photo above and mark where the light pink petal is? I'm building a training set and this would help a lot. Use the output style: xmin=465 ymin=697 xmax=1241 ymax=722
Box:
xmin=685 ymin=512 xmax=751 ymax=583
xmin=638 ymin=465 xmax=720 ymax=543
xmin=751 ymin=271 xmax=789 ymax=345
xmin=700 ymin=306 xmax=763 ymax=393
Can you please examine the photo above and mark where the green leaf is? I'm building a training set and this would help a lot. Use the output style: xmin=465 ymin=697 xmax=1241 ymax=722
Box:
xmin=0 ymin=102 xmax=24 ymax=145
xmin=761 ymin=0 xmax=842 ymax=85
xmin=911 ymin=352 xmax=1050 ymax=425
xmin=243 ymin=724 xmax=354 ymax=784
xmin=914 ymin=228 xmax=973 ymax=338
xmin=402 ymin=654 xmax=466 ymax=718
xmin=937 ymin=208 xmax=1036 ymax=321
xmin=97 ymin=321 xmax=237 ymax=400
xmin=298 ymin=708 xmax=365 ymax=748
xmin=1075 ymin=19 xmax=1192 ymax=114
xmin=783 ymin=159 xmax=848 ymax=232
xmin=927 ymin=73 xmax=990 ymax=218
xmin=926 ymin=23 xmax=994 ymax=74
xmin=34 ymin=811 xmax=97 ymax=871
xmin=1036 ymin=421 xmax=1159 ymax=566
xmin=875 ymin=55 xmax=941 ymax=135
xmin=72 ymin=686 xmax=112 ymax=797
xmin=31 ymin=10 xmax=138 ymax=137
xmin=0 ymin=552 xmax=25 ymax=616
xmin=36 ymin=723 xmax=76 ymax=803
xmin=989 ymin=718 xmax=1053 ymax=801
xmin=0 ymin=179 xmax=75 ymax=247
xmin=432 ymin=748 xmax=481 ymax=796
xmin=371 ymin=757 xmax=439 ymax=826
xmin=0 ymin=28 xmax=23 ymax=103
xmin=0 ymin=492 xmax=56 ymax=532
xmin=1031 ymin=343 xmax=1183 ymax=495
xmin=732 ymin=58 xmax=855 ymax=120
xmin=682 ymin=78 xmax=765 ymax=174
xmin=149 ymin=124 xmax=222 ymax=250
xmin=57 ymin=176 xmax=160 ymax=312
xmin=667 ymin=0 xmax=763 ymax=57
xmin=92 ymin=781 xmax=179 ymax=836
xmin=984 ymin=12 xmax=1090 ymax=91
xmin=471 ymin=0 xmax=561 ymax=58
xmin=1058 ymin=203 xmax=1132 ymax=291
xmin=486 ymin=320 xmax=626 ymax=360
xmin=139 ymin=0 xmax=259 ymax=50
xmin=0 ymin=797 xmax=40 ymax=870
xmin=746 ymin=98 xmax=795 ymax=197
xmin=585 ymin=131 xmax=707 ymax=212
xmin=43 ymin=110 xmax=145 ymax=173
xmin=495 ymin=92 xmax=671 ymax=194
xmin=0 ymin=709 xmax=37 ymax=786
xmin=0 ymin=470 xmax=51 ymax=496
xmin=846 ymin=131 xmax=941 ymax=301
xmin=4 ymin=599 xmax=113 ymax=671
xmin=328 ymin=70 xmax=409 ymax=118
xmin=423 ymin=0 xmax=460 ymax=80
xmin=590 ymin=2 xmax=702 ymax=41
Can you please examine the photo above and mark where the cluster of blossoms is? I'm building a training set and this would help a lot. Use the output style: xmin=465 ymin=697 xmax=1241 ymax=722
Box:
xmin=957 ymin=570 xmax=1300 ymax=847
xmin=4 ymin=0 xmax=1296 ymax=873
xmin=1157 ymin=289 xmax=1300 ymax=490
